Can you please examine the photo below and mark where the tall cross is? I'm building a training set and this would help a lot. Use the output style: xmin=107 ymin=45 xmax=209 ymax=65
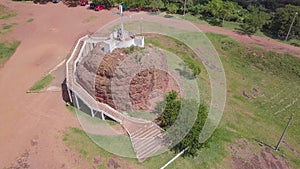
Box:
xmin=119 ymin=5 xmax=124 ymax=40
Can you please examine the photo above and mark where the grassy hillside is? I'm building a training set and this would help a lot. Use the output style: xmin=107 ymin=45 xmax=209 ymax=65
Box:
xmin=206 ymin=33 xmax=300 ymax=169
xmin=63 ymin=33 xmax=300 ymax=169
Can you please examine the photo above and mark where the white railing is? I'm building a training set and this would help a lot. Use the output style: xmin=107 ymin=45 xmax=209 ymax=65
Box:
xmin=66 ymin=35 xmax=88 ymax=102
xmin=66 ymin=35 xmax=165 ymax=127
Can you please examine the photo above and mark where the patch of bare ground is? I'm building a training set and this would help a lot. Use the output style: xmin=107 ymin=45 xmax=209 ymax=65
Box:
xmin=229 ymin=139 xmax=290 ymax=169
xmin=0 ymin=1 xmax=119 ymax=168
xmin=106 ymin=157 xmax=142 ymax=169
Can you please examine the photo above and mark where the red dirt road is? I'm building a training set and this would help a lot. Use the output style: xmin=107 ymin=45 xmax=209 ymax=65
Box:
xmin=0 ymin=1 xmax=118 ymax=168
xmin=0 ymin=1 xmax=299 ymax=168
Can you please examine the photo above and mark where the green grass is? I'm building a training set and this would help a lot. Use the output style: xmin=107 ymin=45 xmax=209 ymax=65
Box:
xmin=3 ymin=24 xmax=12 ymax=30
xmin=0 ymin=23 xmax=18 ymax=35
xmin=288 ymin=39 xmax=300 ymax=47
xmin=29 ymin=74 xmax=54 ymax=92
xmin=63 ymin=126 xmax=235 ymax=169
xmin=145 ymin=35 xmax=202 ymax=76
xmin=0 ymin=41 xmax=20 ymax=67
xmin=26 ymin=18 xmax=34 ymax=23
xmin=206 ymin=32 xmax=300 ymax=168
xmin=63 ymin=33 xmax=300 ymax=168
xmin=0 ymin=5 xmax=17 ymax=20
xmin=179 ymin=13 xmax=209 ymax=25
xmin=63 ymin=127 xmax=176 ymax=168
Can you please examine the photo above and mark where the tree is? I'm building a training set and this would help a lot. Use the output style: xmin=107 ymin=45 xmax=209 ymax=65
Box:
xmin=233 ymin=0 xmax=300 ymax=11
xmin=240 ymin=6 xmax=271 ymax=35
xmin=123 ymin=0 xmax=149 ymax=8
xmin=158 ymin=91 xmax=181 ymax=129
xmin=188 ymin=4 xmax=206 ymax=16
xmin=157 ymin=91 xmax=209 ymax=157
xmin=201 ymin=0 xmax=241 ymax=26
xmin=166 ymin=3 xmax=179 ymax=14
xmin=267 ymin=5 xmax=300 ymax=40
xmin=149 ymin=0 xmax=165 ymax=11
xmin=220 ymin=1 xmax=236 ymax=24
xmin=171 ymin=102 xmax=208 ymax=157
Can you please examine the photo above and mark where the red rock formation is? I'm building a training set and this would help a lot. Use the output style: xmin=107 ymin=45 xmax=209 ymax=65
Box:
xmin=95 ymin=49 xmax=127 ymax=109
xmin=95 ymin=47 xmax=180 ymax=111
xmin=129 ymin=69 xmax=169 ymax=110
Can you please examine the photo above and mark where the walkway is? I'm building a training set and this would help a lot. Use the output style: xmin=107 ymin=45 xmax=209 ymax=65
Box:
xmin=66 ymin=35 xmax=166 ymax=162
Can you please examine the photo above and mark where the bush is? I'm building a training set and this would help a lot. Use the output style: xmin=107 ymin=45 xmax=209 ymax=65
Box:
xmin=166 ymin=3 xmax=178 ymax=14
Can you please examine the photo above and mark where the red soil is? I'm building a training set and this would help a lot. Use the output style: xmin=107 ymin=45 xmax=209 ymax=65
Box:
xmin=0 ymin=1 xmax=118 ymax=168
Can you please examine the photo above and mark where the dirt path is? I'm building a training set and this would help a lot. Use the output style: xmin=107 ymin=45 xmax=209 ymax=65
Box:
xmin=196 ymin=24 xmax=300 ymax=57
xmin=0 ymin=1 xmax=118 ymax=168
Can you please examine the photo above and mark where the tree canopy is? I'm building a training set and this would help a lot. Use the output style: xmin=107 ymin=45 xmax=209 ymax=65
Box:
xmin=59 ymin=0 xmax=300 ymax=41
xmin=156 ymin=91 xmax=209 ymax=157
xmin=267 ymin=5 xmax=300 ymax=39
xmin=240 ymin=6 xmax=271 ymax=35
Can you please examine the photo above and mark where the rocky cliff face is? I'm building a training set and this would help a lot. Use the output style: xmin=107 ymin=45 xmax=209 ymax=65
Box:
xmin=95 ymin=49 xmax=127 ymax=109
xmin=129 ymin=69 xmax=169 ymax=110
xmin=76 ymin=44 xmax=105 ymax=96
xmin=94 ymin=47 xmax=179 ymax=111
xmin=76 ymin=42 xmax=181 ymax=112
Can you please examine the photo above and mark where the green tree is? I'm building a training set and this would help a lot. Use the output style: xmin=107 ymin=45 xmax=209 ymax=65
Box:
xmin=123 ymin=0 xmax=149 ymax=8
xmin=268 ymin=5 xmax=300 ymax=40
xmin=149 ymin=0 xmax=165 ymax=11
xmin=188 ymin=4 xmax=206 ymax=16
xmin=157 ymin=91 xmax=209 ymax=157
xmin=240 ymin=6 xmax=271 ymax=35
xmin=92 ymin=0 xmax=116 ymax=7
xmin=158 ymin=91 xmax=181 ymax=129
xmin=233 ymin=0 xmax=300 ymax=11
xmin=202 ymin=0 xmax=241 ymax=26
xmin=166 ymin=3 xmax=179 ymax=14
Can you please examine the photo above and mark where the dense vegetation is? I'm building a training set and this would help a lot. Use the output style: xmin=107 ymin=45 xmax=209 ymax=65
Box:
xmin=93 ymin=0 xmax=300 ymax=41
xmin=156 ymin=91 xmax=209 ymax=157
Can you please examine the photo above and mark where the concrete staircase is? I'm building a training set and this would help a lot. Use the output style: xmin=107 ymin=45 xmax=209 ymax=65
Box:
xmin=130 ymin=124 xmax=165 ymax=162
xmin=66 ymin=36 xmax=166 ymax=162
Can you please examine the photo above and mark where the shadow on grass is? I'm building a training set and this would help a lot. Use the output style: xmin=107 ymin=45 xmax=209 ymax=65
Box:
xmin=253 ymin=138 xmax=275 ymax=150
xmin=164 ymin=14 xmax=174 ymax=18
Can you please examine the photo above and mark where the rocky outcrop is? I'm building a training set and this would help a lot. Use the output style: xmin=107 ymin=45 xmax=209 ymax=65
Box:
xmin=129 ymin=69 xmax=169 ymax=110
xmin=77 ymin=45 xmax=180 ymax=111
xmin=95 ymin=47 xmax=181 ymax=111
xmin=76 ymin=44 xmax=105 ymax=96
xmin=95 ymin=49 xmax=127 ymax=109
